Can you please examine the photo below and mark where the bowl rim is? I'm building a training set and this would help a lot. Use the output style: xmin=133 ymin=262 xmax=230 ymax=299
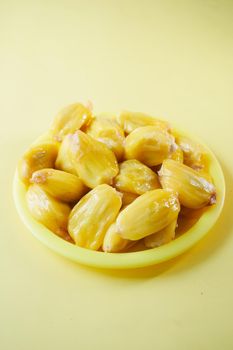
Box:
xmin=13 ymin=127 xmax=225 ymax=269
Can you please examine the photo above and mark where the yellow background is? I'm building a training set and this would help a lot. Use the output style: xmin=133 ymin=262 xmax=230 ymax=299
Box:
xmin=1 ymin=1 xmax=233 ymax=349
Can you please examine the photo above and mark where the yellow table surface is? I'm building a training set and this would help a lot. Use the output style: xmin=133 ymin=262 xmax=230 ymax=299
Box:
xmin=1 ymin=1 xmax=233 ymax=349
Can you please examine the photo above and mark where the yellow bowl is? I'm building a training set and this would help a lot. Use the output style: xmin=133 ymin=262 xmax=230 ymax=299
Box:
xmin=13 ymin=128 xmax=225 ymax=269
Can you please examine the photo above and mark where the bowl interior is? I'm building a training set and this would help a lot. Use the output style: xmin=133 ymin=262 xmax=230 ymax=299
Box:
xmin=13 ymin=128 xmax=225 ymax=269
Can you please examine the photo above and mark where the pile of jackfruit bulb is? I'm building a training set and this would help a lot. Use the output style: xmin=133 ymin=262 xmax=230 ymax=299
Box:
xmin=18 ymin=103 xmax=216 ymax=253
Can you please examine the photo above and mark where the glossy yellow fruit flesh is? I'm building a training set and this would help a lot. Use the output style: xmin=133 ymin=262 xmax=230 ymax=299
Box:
xmin=125 ymin=126 xmax=175 ymax=166
xmin=116 ymin=189 xmax=180 ymax=240
xmin=55 ymin=133 xmax=77 ymax=175
xmin=144 ymin=219 xmax=177 ymax=248
xmin=114 ymin=159 xmax=160 ymax=195
xmin=30 ymin=168 xmax=88 ymax=203
xmin=102 ymin=223 xmax=133 ymax=253
xmin=56 ymin=131 xmax=119 ymax=188
xmin=19 ymin=102 xmax=218 ymax=253
xmin=86 ymin=115 xmax=125 ymax=160
xmin=50 ymin=103 xmax=92 ymax=141
xmin=18 ymin=139 xmax=59 ymax=185
xmin=26 ymin=184 xmax=71 ymax=241
xmin=175 ymin=135 xmax=208 ymax=171
xmin=68 ymin=184 xmax=122 ymax=250
xmin=118 ymin=111 xmax=170 ymax=134
xmin=159 ymin=159 xmax=216 ymax=209
xmin=169 ymin=144 xmax=184 ymax=163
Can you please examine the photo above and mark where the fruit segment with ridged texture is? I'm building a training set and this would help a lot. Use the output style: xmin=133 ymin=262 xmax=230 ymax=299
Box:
xmin=55 ymin=133 xmax=77 ymax=175
xmin=26 ymin=184 xmax=72 ymax=241
xmin=124 ymin=126 xmax=175 ymax=166
xmin=102 ymin=223 xmax=134 ymax=253
xmin=114 ymin=159 xmax=160 ymax=195
xmin=18 ymin=136 xmax=59 ymax=185
xmin=144 ymin=219 xmax=177 ymax=248
xmin=68 ymin=184 xmax=122 ymax=250
xmin=115 ymin=189 xmax=180 ymax=240
xmin=159 ymin=159 xmax=216 ymax=209
xmin=50 ymin=103 xmax=92 ymax=141
xmin=169 ymin=143 xmax=184 ymax=163
xmin=117 ymin=111 xmax=170 ymax=134
xmin=86 ymin=114 xmax=125 ymax=160
xmin=55 ymin=131 xmax=119 ymax=188
xmin=175 ymin=134 xmax=209 ymax=171
xmin=30 ymin=168 xmax=88 ymax=203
